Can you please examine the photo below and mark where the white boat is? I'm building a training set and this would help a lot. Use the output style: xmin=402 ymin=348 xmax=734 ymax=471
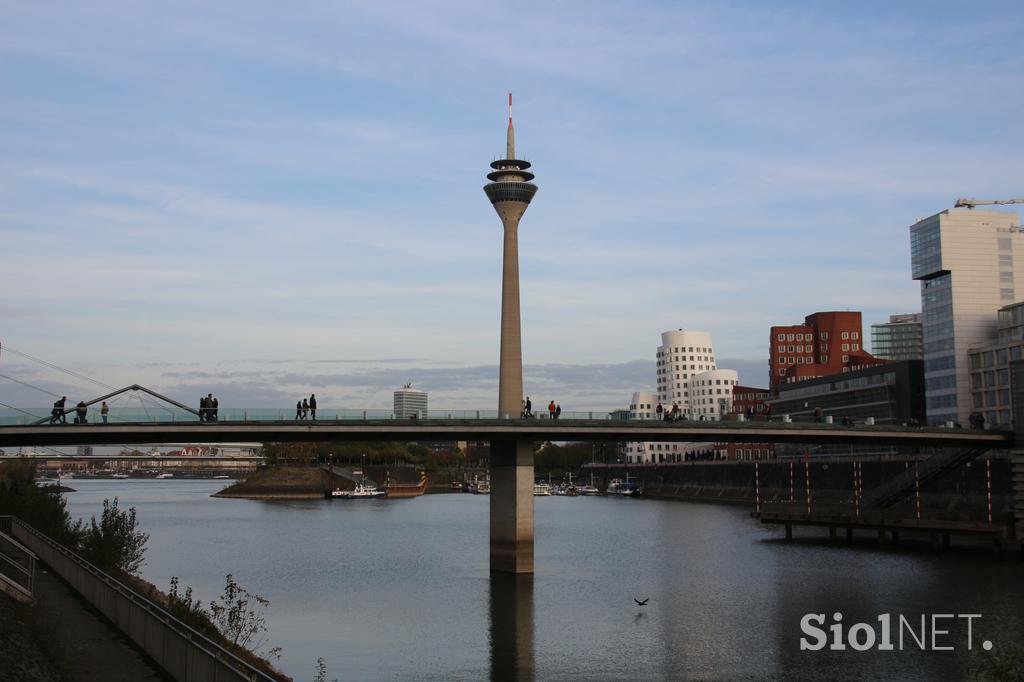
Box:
xmin=468 ymin=477 xmax=490 ymax=494
xmin=112 ymin=473 xmax=129 ymax=479
xmin=212 ymin=474 xmax=230 ymax=479
xmin=576 ymin=485 xmax=600 ymax=496
xmin=331 ymin=483 xmax=387 ymax=499
xmin=155 ymin=473 xmax=174 ymax=479
xmin=533 ymin=482 xmax=551 ymax=496
xmin=606 ymin=478 xmax=641 ymax=497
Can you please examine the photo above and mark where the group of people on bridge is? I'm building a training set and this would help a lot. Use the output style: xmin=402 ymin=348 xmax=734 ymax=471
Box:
xmin=199 ymin=393 xmax=219 ymax=421
xmin=520 ymin=397 xmax=562 ymax=419
xmin=295 ymin=394 xmax=317 ymax=420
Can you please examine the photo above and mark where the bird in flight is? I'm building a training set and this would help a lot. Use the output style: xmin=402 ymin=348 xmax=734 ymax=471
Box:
xmin=634 ymin=597 xmax=649 ymax=606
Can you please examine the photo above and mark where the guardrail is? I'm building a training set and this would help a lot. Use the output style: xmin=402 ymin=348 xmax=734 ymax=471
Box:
xmin=0 ymin=522 xmax=35 ymax=600
xmin=5 ymin=516 xmax=278 ymax=682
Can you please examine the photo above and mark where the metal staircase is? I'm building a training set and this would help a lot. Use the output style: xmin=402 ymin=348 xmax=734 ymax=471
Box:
xmin=861 ymin=448 xmax=988 ymax=509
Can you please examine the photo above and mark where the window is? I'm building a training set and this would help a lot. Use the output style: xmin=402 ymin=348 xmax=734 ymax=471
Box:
xmin=787 ymin=334 xmax=794 ymax=341
xmin=841 ymin=331 xmax=849 ymax=340
xmin=777 ymin=333 xmax=784 ymax=341
xmin=852 ymin=344 xmax=859 ymax=351
xmin=788 ymin=345 xmax=795 ymax=352
xmin=852 ymin=332 xmax=859 ymax=340
xmin=842 ymin=343 xmax=849 ymax=351
xmin=821 ymin=332 xmax=829 ymax=340
xmin=777 ymin=345 xmax=785 ymax=352
xmin=842 ymin=355 xmax=849 ymax=362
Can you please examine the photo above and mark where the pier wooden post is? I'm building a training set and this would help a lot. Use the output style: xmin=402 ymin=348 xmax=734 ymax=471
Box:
xmin=784 ymin=523 xmax=792 ymax=541
xmin=490 ymin=439 xmax=535 ymax=574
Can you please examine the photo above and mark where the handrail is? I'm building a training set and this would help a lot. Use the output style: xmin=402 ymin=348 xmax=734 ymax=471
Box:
xmin=8 ymin=516 xmax=279 ymax=682
xmin=0 ymin=522 xmax=35 ymax=598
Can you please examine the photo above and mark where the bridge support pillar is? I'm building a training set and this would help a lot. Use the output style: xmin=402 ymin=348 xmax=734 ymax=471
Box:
xmin=490 ymin=439 xmax=534 ymax=574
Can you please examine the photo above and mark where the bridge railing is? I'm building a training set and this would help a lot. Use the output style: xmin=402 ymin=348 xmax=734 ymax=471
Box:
xmin=5 ymin=516 xmax=279 ymax=682
xmin=0 ymin=521 xmax=35 ymax=600
xmin=0 ymin=407 xmax=998 ymax=432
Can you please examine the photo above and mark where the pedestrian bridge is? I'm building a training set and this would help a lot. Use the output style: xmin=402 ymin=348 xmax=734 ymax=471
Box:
xmin=0 ymin=412 xmax=1012 ymax=448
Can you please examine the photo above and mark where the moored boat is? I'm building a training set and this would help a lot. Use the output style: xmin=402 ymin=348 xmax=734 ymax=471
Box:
xmin=606 ymin=478 xmax=641 ymax=497
xmin=533 ymin=482 xmax=551 ymax=496
xmin=331 ymin=483 xmax=387 ymax=499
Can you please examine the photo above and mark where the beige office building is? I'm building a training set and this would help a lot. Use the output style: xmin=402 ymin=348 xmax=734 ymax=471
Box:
xmin=910 ymin=209 xmax=1024 ymax=424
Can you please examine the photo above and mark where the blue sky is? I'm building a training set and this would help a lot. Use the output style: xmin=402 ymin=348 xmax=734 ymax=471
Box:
xmin=1 ymin=1 xmax=1022 ymax=410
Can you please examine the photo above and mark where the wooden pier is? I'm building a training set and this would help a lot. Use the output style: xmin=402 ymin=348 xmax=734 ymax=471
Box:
xmin=756 ymin=510 xmax=1018 ymax=554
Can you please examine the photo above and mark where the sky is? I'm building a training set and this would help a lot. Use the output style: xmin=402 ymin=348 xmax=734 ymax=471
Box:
xmin=1 ymin=1 xmax=1023 ymax=411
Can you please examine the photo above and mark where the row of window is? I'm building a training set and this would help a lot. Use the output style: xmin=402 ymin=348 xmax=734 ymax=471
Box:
xmin=775 ymin=331 xmax=859 ymax=342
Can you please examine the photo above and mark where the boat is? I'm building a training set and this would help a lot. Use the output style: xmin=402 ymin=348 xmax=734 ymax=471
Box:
xmin=331 ymin=483 xmax=387 ymax=499
xmin=468 ymin=476 xmax=490 ymax=494
xmin=533 ymin=482 xmax=551 ymax=496
xmin=155 ymin=473 xmax=174 ymax=479
xmin=606 ymin=478 xmax=642 ymax=497
xmin=212 ymin=474 xmax=230 ymax=480
xmin=576 ymin=484 xmax=600 ymax=496
xmin=112 ymin=473 xmax=129 ymax=479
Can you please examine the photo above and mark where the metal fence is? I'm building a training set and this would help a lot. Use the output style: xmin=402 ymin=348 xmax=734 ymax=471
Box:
xmin=6 ymin=516 xmax=278 ymax=682
xmin=0 ymin=522 xmax=35 ymax=600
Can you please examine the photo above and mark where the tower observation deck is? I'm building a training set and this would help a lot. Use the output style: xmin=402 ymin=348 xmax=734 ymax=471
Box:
xmin=484 ymin=93 xmax=538 ymax=418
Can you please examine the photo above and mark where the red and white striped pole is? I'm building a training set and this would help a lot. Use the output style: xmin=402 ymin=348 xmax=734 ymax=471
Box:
xmin=914 ymin=461 xmax=921 ymax=521
xmin=789 ymin=461 xmax=794 ymax=503
xmin=755 ymin=461 xmax=761 ymax=513
xmin=986 ymin=456 xmax=993 ymax=527
xmin=805 ymin=460 xmax=811 ymax=515
xmin=854 ymin=461 xmax=860 ymax=518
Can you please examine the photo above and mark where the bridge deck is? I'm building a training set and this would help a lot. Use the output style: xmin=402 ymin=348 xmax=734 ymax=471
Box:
xmin=0 ymin=418 xmax=1012 ymax=448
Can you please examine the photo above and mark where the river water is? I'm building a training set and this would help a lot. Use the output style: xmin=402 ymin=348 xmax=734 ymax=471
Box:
xmin=62 ymin=480 xmax=1022 ymax=681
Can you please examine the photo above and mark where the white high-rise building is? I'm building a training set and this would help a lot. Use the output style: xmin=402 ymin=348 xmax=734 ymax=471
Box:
xmin=625 ymin=329 xmax=740 ymax=463
xmin=910 ymin=209 xmax=1024 ymax=424
xmin=394 ymin=383 xmax=428 ymax=419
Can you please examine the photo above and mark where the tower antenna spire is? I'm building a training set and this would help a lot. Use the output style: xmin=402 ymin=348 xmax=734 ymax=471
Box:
xmin=506 ymin=92 xmax=515 ymax=159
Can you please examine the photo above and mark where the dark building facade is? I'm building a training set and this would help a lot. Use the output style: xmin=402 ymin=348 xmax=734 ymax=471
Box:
xmin=770 ymin=360 xmax=925 ymax=425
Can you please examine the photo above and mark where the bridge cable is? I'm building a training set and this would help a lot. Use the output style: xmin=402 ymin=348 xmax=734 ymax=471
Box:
xmin=1 ymin=345 xmax=178 ymax=414
xmin=0 ymin=373 xmax=61 ymax=398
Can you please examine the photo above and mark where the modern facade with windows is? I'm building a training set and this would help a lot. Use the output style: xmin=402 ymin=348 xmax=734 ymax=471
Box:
xmin=393 ymin=384 xmax=428 ymax=419
xmin=967 ymin=301 xmax=1024 ymax=427
xmin=911 ymin=209 xmax=1024 ymax=424
xmin=871 ymin=313 xmax=923 ymax=361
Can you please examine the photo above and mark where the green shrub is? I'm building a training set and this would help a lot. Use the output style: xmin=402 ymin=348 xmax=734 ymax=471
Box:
xmin=79 ymin=497 xmax=149 ymax=574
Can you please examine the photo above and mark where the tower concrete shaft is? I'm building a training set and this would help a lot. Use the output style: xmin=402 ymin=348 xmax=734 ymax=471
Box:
xmin=484 ymin=93 xmax=538 ymax=417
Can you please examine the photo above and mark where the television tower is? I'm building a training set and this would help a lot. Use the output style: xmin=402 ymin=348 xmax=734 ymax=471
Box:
xmin=484 ymin=93 xmax=538 ymax=417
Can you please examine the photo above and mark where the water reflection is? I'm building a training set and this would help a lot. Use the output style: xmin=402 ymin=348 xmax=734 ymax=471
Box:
xmin=489 ymin=573 xmax=534 ymax=681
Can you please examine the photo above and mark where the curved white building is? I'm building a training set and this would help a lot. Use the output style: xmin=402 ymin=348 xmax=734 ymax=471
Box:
xmin=625 ymin=329 xmax=740 ymax=464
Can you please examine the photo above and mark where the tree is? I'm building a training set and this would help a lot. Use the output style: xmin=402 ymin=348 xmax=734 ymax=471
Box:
xmin=79 ymin=497 xmax=149 ymax=573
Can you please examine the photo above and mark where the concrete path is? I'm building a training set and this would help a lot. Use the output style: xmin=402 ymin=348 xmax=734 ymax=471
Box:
xmin=27 ymin=564 xmax=169 ymax=681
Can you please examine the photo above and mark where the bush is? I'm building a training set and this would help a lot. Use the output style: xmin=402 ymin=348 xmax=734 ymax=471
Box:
xmin=79 ymin=497 xmax=149 ymax=574
xmin=0 ymin=460 xmax=81 ymax=547
xmin=209 ymin=574 xmax=280 ymax=660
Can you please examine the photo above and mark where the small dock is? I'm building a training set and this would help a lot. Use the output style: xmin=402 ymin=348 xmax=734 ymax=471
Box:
xmin=755 ymin=510 xmax=1018 ymax=554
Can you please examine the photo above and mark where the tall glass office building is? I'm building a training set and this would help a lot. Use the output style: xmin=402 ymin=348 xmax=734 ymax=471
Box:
xmin=871 ymin=313 xmax=923 ymax=361
xmin=910 ymin=209 xmax=1024 ymax=424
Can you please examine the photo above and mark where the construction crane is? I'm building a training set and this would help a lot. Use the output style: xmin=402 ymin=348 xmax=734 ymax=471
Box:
xmin=954 ymin=197 xmax=1024 ymax=209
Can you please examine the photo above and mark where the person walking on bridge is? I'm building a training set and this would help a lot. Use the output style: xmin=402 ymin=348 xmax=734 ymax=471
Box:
xmin=211 ymin=395 xmax=219 ymax=421
xmin=309 ymin=394 xmax=317 ymax=420
xmin=548 ymin=400 xmax=556 ymax=419
xmin=302 ymin=398 xmax=309 ymax=420
xmin=50 ymin=396 xmax=67 ymax=424
xmin=74 ymin=401 xmax=87 ymax=424
xmin=101 ymin=401 xmax=109 ymax=423
xmin=295 ymin=400 xmax=303 ymax=420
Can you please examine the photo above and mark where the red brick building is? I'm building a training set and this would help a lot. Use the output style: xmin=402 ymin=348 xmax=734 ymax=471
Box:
xmin=730 ymin=385 xmax=772 ymax=419
xmin=769 ymin=311 xmax=886 ymax=395
xmin=719 ymin=385 xmax=775 ymax=459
